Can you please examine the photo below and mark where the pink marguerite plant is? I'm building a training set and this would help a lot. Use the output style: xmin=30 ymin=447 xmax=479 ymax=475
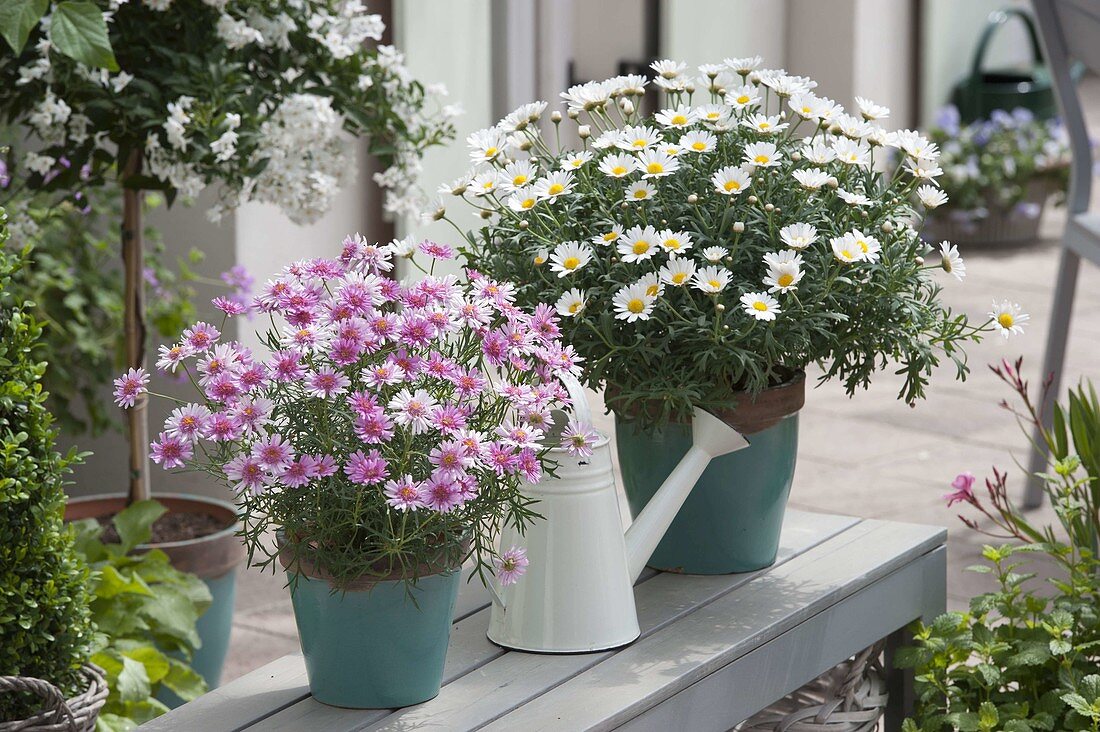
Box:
xmin=115 ymin=235 xmax=591 ymax=589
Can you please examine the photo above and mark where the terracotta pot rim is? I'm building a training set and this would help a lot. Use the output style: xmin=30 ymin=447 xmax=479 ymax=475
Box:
xmin=65 ymin=492 xmax=240 ymax=549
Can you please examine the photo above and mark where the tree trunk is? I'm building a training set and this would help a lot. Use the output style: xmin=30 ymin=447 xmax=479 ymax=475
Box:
xmin=121 ymin=151 xmax=149 ymax=506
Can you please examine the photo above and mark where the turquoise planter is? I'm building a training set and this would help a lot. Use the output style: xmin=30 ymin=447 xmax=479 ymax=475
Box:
xmin=159 ymin=569 xmax=238 ymax=709
xmin=289 ymin=569 xmax=461 ymax=708
xmin=616 ymin=413 xmax=799 ymax=574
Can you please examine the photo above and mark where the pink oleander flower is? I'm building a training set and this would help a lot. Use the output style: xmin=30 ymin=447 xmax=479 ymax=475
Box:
xmin=384 ymin=476 xmax=426 ymax=511
xmin=495 ymin=546 xmax=529 ymax=586
xmin=150 ymin=432 xmax=193 ymax=469
xmin=944 ymin=472 xmax=976 ymax=506
xmin=113 ymin=367 xmax=149 ymax=408
xmin=561 ymin=421 xmax=599 ymax=458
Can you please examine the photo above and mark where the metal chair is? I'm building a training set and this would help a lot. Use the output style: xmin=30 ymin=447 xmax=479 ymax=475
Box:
xmin=1025 ymin=0 xmax=1098 ymax=507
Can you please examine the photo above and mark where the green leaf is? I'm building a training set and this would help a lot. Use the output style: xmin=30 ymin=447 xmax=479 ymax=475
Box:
xmin=95 ymin=564 xmax=152 ymax=599
xmin=978 ymin=701 xmax=998 ymax=731
xmin=140 ymin=585 xmax=200 ymax=647
xmin=111 ymin=500 xmax=167 ymax=553
xmin=50 ymin=0 xmax=118 ymax=70
xmin=1003 ymin=721 xmax=1032 ymax=732
xmin=121 ymin=644 xmax=169 ymax=685
xmin=0 ymin=0 xmax=48 ymax=53
xmin=161 ymin=658 xmax=206 ymax=701
xmin=1062 ymin=693 xmax=1095 ymax=717
xmin=115 ymin=654 xmax=152 ymax=702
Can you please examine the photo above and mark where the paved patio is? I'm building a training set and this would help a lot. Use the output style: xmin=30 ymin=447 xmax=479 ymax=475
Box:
xmin=220 ymin=210 xmax=1098 ymax=682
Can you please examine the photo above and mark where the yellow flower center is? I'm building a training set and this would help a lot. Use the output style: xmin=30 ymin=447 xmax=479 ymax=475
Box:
xmin=737 ymin=95 xmax=750 ymax=104
xmin=841 ymin=249 xmax=853 ymax=260
xmin=513 ymin=174 xmax=528 ymax=185
xmin=484 ymin=146 xmax=498 ymax=158
xmin=521 ymin=198 xmax=535 ymax=209
xmin=627 ymin=298 xmax=645 ymax=313
xmin=632 ymin=138 xmax=647 ymax=148
xmin=998 ymin=313 xmax=1014 ymax=328
xmin=181 ymin=416 xmax=196 ymax=427
xmin=663 ymin=238 xmax=680 ymax=250
xmin=563 ymin=257 xmax=580 ymax=270
xmin=482 ymin=181 xmax=494 ymax=190
xmin=671 ymin=114 xmax=688 ymax=125
xmin=752 ymin=301 xmax=768 ymax=312
xmin=646 ymin=283 xmax=659 ymax=296
xmin=801 ymin=106 xmax=811 ymax=114
xmin=570 ymin=159 xmax=583 ymax=167
xmin=857 ymin=239 xmax=868 ymax=252
xmin=759 ymin=121 xmax=770 ymax=129
xmin=612 ymin=165 xmax=627 ymax=176
xmin=533 ymin=255 xmax=545 ymax=264
xmin=706 ymin=112 xmax=720 ymax=120
xmin=709 ymin=279 xmax=722 ymax=289
xmin=724 ymin=180 xmax=741 ymax=192
xmin=632 ymin=241 xmax=650 ymax=255
xmin=602 ymin=231 xmax=619 ymax=242
xmin=647 ymin=162 xmax=664 ymax=174
xmin=548 ymin=183 xmax=564 ymax=195
xmin=568 ymin=302 xmax=582 ymax=314
xmin=633 ymin=189 xmax=648 ymax=199
xmin=778 ymin=273 xmax=794 ymax=287
xmin=671 ymin=273 xmax=687 ymax=284
xmin=692 ymin=141 xmax=706 ymax=151
xmin=754 ymin=154 xmax=770 ymax=164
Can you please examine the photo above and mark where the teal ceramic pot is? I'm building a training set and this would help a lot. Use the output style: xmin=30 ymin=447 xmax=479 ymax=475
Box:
xmin=288 ymin=567 xmax=462 ymax=709
xmin=615 ymin=381 xmax=803 ymax=575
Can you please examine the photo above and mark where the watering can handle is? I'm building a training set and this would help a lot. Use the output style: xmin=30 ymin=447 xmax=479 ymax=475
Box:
xmin=969 ymin=8 xmax=1045 ymax=83
xmin=556 ymin=372 xmax=592 ymax=426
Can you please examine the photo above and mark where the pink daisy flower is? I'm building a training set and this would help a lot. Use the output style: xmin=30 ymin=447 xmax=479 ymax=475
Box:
xmin=367 ymin=313 xmax=399 ymax=341
xmin=455 ymin=300 xmax=492 ymax=328
xmin=182 ymin=322 xmax=220 ymax=352
xmin=346 ymin=390 xmax=380 ymax=416
xmin=364 ymin=362 xmax=405 ymax=388
xmin=516 ymin=448 xmax=542 ymax=483
xmin=423 ymin=475 xmax=464 ymax=512
xmin=561 ymin=421 xmax=599 ymax=458
xmin=344 ymin=449 xmax=389 ymax=485
xmin=205 ymin=374 xmax=242 ymax=404
xmin=150 ymin=432 xmax=193 ymax=469
xmin=270 ymin=350 xmax=305 ymax=382
xmin=481 ymin=331 xmax=509 ymax=367
xmin=113 ymin=367 xmax=149 ymax=408
xmin=388 ymin=350 xmax=424 ymax=378
xmin=229 ymin=397 xmax=272 ymax=433
xmin=494 ymin=546 xmax=529 ymax=586
xmin=279 ymin=458 xmax=315 ymax=488
xmin=253 ymin=434 xmax=296 ymax=471
xmin=306 ymin=367 xmax=351 ymax=399
xmin=384 ymin=476 xmax=426 ymax=511
xmin=429 ymin=440 xmax=474 ymax=479
xmin=329 ymin=338 xmax=363 ymax=367
xmin=225 ymin=454 xmax=269 ymax=495
xmin=430 ymin=404 xmax=468 ymax=435
xmin=311 ymin=454 xmax=339 ymax=478
xmin=454 ymin=429 xmax=487 ymax=459
xmin=212 ymin=296 xmax=249 ymax=316
xmin=496 ymin=420 xmax=544 ymax=450
xmin=165 ymin=404 xmax=211 ymax=442
xmin=203 ymin=412 xmax=242 ymax=442
xmin=355 ymin=412 xmax=395 ymax=444
xmin=449 ymin=369 xmax=487 ymax=399
xmin=398 ymin=314 xmax=436 ymax=348
xmin=156 ymin=343 xmax=193 ymax=373
xmin=486 ymin=441 xmax=520 ymax=476
xmin=236 ymin=363 xmax=269 ymax=391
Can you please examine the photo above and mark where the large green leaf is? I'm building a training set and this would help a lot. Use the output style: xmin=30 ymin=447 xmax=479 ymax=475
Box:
xmin=161 ymin=658 xmax=206 ymax=701
xmin=115 ymin=654 xmax=152 ymax=702
xmin=0 ymin=0 xmax=48 ymax=54
xmin=121 ymin=644 xmax=169 ymax=685
xmin=112 ymin=500 xmax=167 ymax=553
xmin=50 ymin=0 xmax=118 ymax=70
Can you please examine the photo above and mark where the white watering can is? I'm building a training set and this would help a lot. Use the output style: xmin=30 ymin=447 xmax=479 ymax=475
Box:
xmin=486 ymin=376 xmax=749 ymax=653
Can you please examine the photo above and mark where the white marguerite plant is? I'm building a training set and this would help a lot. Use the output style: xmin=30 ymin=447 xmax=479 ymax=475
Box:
xmin=449 ymin=57 xmax=1025 ymax=428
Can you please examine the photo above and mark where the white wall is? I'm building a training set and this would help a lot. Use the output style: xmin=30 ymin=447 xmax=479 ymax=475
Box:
xmin=661 ymin=0 xmax=787 ymax=71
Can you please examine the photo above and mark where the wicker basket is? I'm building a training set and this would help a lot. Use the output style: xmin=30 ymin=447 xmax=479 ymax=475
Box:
xmin=921 ymin=179 xmax=1058 ymax=247
xmin=0 ymin=666 xmax=108 ymax=732
xmin=737 ymin=642 xmax=887 ymax=732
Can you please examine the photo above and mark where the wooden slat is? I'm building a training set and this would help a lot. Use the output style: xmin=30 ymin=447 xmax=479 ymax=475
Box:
xmin=480 ymin=520 xmax=946 ymax=731
xmin=352 ymin=512 xmax=860 ymax=732
xmin=617 ymin=547 xmax=947 ymax=732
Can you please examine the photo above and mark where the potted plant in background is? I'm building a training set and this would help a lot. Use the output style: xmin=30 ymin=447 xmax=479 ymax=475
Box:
xmin=0 ymin=1 xmax=455 ymax=689
xmin=452 ymin=56 xmax=1024 ymax=575
xmin=919 ymin=105 xmax=1072 ymax=246
xmin=118 ymin=239 xmax=574 ymax=708
xmin=0 ymin=211 xmax=106 ymax=731
xmin=898 ymin=358 xmax=1100 ymax=731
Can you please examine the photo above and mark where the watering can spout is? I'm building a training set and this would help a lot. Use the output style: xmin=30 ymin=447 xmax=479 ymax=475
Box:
xmin=623 ymin=408 xmax=748 ymax=583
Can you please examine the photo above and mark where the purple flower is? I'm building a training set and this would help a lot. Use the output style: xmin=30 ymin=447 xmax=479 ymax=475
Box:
xmin=182 ymin=322 xmax=220 ymax=352
xmin=516 ymin=448 xmax=542 ymax=483
xmin=306 ymin=367 xmax=351 ymax=399
xmin=113 ymin=367 xmax=149 ymax=408
xmin=225 ymin=455 xmax=269 ymax=495
xmin=429 ymin=440 xmax=474 ymax=479
xmin=279 ymin=458 xmax=315 ymax=488
xmin=418 ymin=240 xmax=454 ymax=260
xmin=384 ymin=476 xmax=426 ymax=511
xmin=165 ymin=404 xmax=211 ymax=442
xmin=495 ymin=546 xmax=529 ymax=586
xmin=213 ymin=296 xmax=249 ymax=316
xmin=344 ymin=449 xmax=389 ymax=485
xmin=150 ymin=432 xmax=193 ymax=469
xmin=944 ymin=472 xmax=976 ymax=506
xmin=561 ymin=420 xmax=599 ymax=458
xmin=423 ymin=475 xmax=464 ymax=512
xmin=253 ymin=434 xmax=295 ymax=470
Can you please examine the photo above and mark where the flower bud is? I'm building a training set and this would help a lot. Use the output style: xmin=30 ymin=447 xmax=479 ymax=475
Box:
xmin=451 ymin=183 xmax=468 ymax=196
xmin=687 ymin=194 xmax=698 ymax=204
xmin=915 ymin=256 xmax=924 ymax=265
xmin=621 ymin=99 xmax=635 ymax=115
xmin=733 ymin=221 xmax=745 ymax=233
xmin=827 ymin=177 xmax=839 ymax=188
xmin=432 ymin=205 xmax=446 ymax=221
xmin=518 ymin=139 xmax=533 ymax=151
xmin=518 ymin=220 xmax=529 ymax=229
xmin=578 ymin=125 xmax=591 ymax=139
xmin=567 ymin=108 xmax=580 ymax=119
xmin=881 ymin=221 xmax=894 ymax=233
xmin=748 ymin=195 xmax=758 ymax=204
xmin=480 ymin=209 xmax=492 ymax=219
xmin=791 ymin=151 xmax=802 ymax=162
xmin=551 ymin=111 xmax=562 ymax=123
xmin=764 ymin=203 xmax=774 ymax=212
xmin=716 ymin=303 xmax=726 ymax=311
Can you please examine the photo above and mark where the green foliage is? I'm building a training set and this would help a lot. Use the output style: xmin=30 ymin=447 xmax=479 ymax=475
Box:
xmin=899 ymin=362 xmax=1100 ymax=731
xmin=0 ymin=206 xmax=95 ymax=720
xmin=0 ymin=0 xmax=115 ymax=69
xmin=71 ymin=500 xmax=211 ymax=732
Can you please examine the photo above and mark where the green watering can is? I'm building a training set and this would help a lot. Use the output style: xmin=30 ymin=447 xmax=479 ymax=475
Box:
xmin=951 ymin=8 xmax=1058 ymax=123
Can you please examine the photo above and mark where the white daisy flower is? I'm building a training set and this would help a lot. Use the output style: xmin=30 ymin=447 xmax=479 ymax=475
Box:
xmin=763 ymin=250 xmax=804 ymax=293
xmin=837 ymin=188 xmax=873 ymax=207
xmin=832 ymin=137 xmax=871 ymax=166
xmin=742 ymin=113 xmax=788 ymax=135
xmin=725 ymin=84 xmax=762 ymax=110
xmin=779 ymin=223 xmax=817 ymax=249
xmin=599 ymin=152 xmax=635 ymax=178
xmin=693 ymin=265 xmax=732 ymax=294
xmin=698 ymin=104 xmax=732 ymax=127
xmin=724 ymin=56 xmax=763 ymax=75
xmin=743 ymin=141 xmax=781 ymax=168
xmin=702 ymin=246 xmax=727 ymax=262
xmin=548 ymin=241 xmax=593 ymax=278
xmin=680 ymin=130 xmax=717 ymax=153
xmin=830 ymin=234 xmax=861 ymax=263
xmin=638 ymin=272 xmax=664 ymax=298
xmin=906 ymin=156 xmax=943 ymax=180
xmin=506 ymin=187 xmax=538 ymax=212
xmin=658 ymin=229 xmax=693 ymax=255
xmin=660 ymin=258 xmax=697 ymax=287
xmin=890 ymin=129 xmax=940 ymax=160
xmin=659 ymin=142 xmax=683 ymax=157
xmin=625 ymin=180 xmax=656 ymax=201
xmin=466 ymin=127 xmax=508 ymax=163
xmin=939 ymin=242 xmax=965 ymax=281
xmin=651 ymin=59 xmax=688 ymax=79
xmin=618 ymin=225 xmax=660 ymax=263
xmin=616 ymin=124 xmax=663 ymax=151
xmin=655 ymin=105 xmax=698 ymax=128
xmin=740 ymin=292 xmax=781 ymax=321
xmin=850 ymin=228 xmax=881 ymax=261
xmin=802 ymin=140 xmax=837 ymax=165
xmin=555 ymin=288 xmax=587 ymax=317
xmin=989 ymin=300 xmax=1028 ymax=338
xmin=834 ymin=113 xmax=873 ymax=140
xmin=592 ymin=129 xmax=624 ymax=149
xmin=592 ymin=224 xmax=624 ymax=247
xmin=500 ymin=100 xmax=549 ymax=130
xmin=533 ymin=248 xmax=548 ymax=266
xmin=855 ymin=96 xmax=890 ymax=121
xmin=500 ymin=160 xmax=537 ymax=190
xmin=635 ymin=149 xmax=680 ymax=178
xmin=561 ymin=151 xmax=593 ymax=170
xmin=791 ymin=169 xmax=830 ymax=190
xmin=471 ymin=170 xmax=503 ymax=197
xmin=533 ymin=171 xmax=575 ymax=200
xmin=612 ymin=282 xmax=656 ymax=322
xmin=712 ymin=164 xmax=752 ymax=195
xmin=788 ymin=93 xmax=826 ymax=120
xmin=917 ymin=185 xmax=949 ymax=209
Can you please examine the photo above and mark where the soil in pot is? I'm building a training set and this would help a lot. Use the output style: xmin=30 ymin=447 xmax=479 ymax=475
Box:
xmin=91 ymin=509 xmax=230 ymax=545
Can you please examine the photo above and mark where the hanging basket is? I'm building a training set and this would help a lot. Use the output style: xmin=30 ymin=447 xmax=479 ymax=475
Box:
xmin=0 ymin=666 xmax=108 ymax=732
xmin=738 ymin=642 xmax=887 ymax=732
xmin=921 ymin=178 xmax=1058 ymax=247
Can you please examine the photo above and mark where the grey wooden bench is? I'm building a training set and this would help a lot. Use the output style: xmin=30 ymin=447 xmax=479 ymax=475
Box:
xmin=144 ymin=511 xmax=946 ymax=731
